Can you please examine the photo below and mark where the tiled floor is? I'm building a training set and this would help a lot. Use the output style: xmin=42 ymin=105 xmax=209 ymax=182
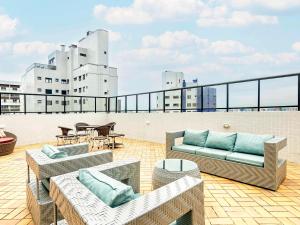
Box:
xmin=0 ymin=139 xmax=300 ymax=225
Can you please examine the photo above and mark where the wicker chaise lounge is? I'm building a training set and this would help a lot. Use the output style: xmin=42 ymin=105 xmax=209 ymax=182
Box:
xmin=0 ymin=131 xmax=17 ymax=156
xmin=26 ymin=143 xmax=113 ymax=225
xmin=166 ymin=131 xmax=287 ymax=191
xmin=50 ymin=159 xmax=205 ymax=225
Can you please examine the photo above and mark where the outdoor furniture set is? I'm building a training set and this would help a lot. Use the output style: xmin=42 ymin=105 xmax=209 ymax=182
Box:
xmin=0 ymin=131 xmax=17 ymax=156
xmin=166 ymin=129 xmax=287 ymax=191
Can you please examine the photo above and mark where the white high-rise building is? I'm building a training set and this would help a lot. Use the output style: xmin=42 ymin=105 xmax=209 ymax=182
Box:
xmin=157 ymin=71 xmax=216 ymax=112
xmin=22 ymin=29 xmax=117 ymax=112
xmin=0 ymin=80 xmax=22 ymax=113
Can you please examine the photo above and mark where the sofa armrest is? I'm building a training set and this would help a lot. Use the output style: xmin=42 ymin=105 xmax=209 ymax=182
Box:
xmin=166 ymin=131 xmax=185 ymax=151
xmin=28 ymin=150 xmax=113 ymax=179
xmin=264 ymin=137 xmax=287 ymax=169
xmin=57 ymin=143 xmax=89 ymax=156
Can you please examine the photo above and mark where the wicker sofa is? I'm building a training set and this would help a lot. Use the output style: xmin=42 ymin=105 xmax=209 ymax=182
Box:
xmin=166 ymin=130 xmax=287 ymax=191
xmin=50 ymin=159 xmax=204 ymax=225
xmin=0 ymin=131 xmax=17 ymax=156
xmin=26 ymin=143 xmax=113 ymax=225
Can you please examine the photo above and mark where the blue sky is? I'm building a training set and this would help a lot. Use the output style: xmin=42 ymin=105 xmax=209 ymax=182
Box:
xmin=0 ymin=0 xmax=300 ymax=97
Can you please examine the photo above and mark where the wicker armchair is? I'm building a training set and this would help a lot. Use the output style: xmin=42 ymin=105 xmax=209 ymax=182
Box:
xmin=50 ymin=159 xmax=205 ymax=225
xmin=0 ymin=131 xmax=17 ymax=156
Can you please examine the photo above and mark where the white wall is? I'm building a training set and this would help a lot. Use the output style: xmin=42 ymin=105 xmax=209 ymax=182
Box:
xmin=108 ymin=111 xmax=300 ymax=163
xmin=0 ymin=113 xmax=107 ymax=145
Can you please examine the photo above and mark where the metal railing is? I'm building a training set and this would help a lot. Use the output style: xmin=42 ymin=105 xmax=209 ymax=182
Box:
xmin=107 ymin=72 xmax=300 ymax=113
xmin=0 ymin=72 xmax=299 ymax=115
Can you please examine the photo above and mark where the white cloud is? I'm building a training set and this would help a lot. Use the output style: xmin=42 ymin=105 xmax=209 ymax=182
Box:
xmin=209 ymin=40 xmax=254 ymax=54
xmin=0 ymin=14 xmax=18 ymax=40
xmin=197 ymin=11 xmax=278 ymax=27
xmin=93 ymin=0 xmax=276 ymax=27
xmin=221 ymin=52 xmax=300 ymax=65
xmin=292 ymin=42 xmax=300 ymax=52
xmin=109 ymin=31 xmax=122 ymax=42
xmin=142 ymin=31 xmax=208 ymax=49
xmin=229 ymin=0 xmax=300 ymax=10
xmin=12 ymin=41 xmax=58 ymax=56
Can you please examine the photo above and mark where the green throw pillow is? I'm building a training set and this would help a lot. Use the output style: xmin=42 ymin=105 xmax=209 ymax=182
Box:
xmin=79 ymin=168 xmax=136 ymax=208
xmin=205 ymin=132 xmax=237 ymax=151
xmin=41 ymin=144 xmax=68 ymax=159
xmin=183 ymin=129 xmax=209 ymax=147
xmin=234 ymin=133 xmax=273 ymax=156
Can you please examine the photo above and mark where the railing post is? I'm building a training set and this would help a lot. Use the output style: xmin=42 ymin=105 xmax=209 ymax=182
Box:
xmin=201 ymin=86 xmax=204 ymax=112
xmin=105 ymin=97 xmax=108 ymax=112
xmin=115 ymin=97 xmax=117 ymax=113
xmin=163 ymin=91 xmax=166 ymax=113
xmin=180 ymin=89 xmax=183 ymax=112
xmin=94 ymin=97 xmax=97 ymax=113
xmin=107 ymin=97 xmax=110 ymax=113
xmin=298 ymin=75 xmax=300 ymax=111
xmin=45 ymin=95 xmax=48 ymax=114
xmin=0 ymin=93 xmax=2 ymax=115
xmin=24 ymin=94 xmax=27 ymax=114
xmin=64 ymin=96 xmax=66 ymax=113
xmin=149 ymin=93 xmax=151 ymax=113
xmin=80 ymin=97 xmax=83 ymax=113
xmin=125 ymin=96 xmax=127 ymax=113
xmin=136 ymin=95 xmax=138 ymax=113
xmin=258 ymin=80 xmax=261 ymax=111
xmin=226 ymin=84 xmax=229 ymax=112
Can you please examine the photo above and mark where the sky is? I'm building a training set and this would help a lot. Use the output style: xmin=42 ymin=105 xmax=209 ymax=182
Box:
xmin=0 ymin=0 xmax=300 ymax=99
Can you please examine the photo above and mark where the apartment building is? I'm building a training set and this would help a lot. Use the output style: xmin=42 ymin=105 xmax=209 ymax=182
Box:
xmin=22 ymin=29 xmax=118 ymax=112
xmin=157 ymin=71 xmax=216 ymax=112
xmin=0 ymin=80 xmax=22 ymax=113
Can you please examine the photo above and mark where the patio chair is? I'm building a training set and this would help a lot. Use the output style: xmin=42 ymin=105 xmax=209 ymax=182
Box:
xmin=92 ymin=125 xmax=111 ymax=149
xmin=26 ymin=143 xmax=113 ymax=225
xmin=50 ymin=159 xmax=204 ymax=225
xmin=75 ymin=122 xmax=89 ymax=142
xmin=56 ymin=126 xmax=78 ymax=145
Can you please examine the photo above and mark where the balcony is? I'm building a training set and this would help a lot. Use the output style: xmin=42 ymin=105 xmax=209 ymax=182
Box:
xmin=25 ymin=63 xmax=56 ymax=72
xmin=0 ymin=73 xmax=300 ymax=224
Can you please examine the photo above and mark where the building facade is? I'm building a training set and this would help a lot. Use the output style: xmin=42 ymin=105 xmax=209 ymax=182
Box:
xmin=157 ymin=71 xmax=216 ymax=112
xmin=0 ymin=80 xmax=22 ymax=113
xmin=22 ymin=29 xmax=117 ymax=112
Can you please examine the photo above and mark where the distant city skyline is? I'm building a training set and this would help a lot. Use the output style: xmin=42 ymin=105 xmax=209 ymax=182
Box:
xmin=0 ymin=0 xmax=300 ymax=96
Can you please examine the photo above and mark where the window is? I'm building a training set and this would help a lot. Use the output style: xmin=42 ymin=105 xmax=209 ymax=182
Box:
xmin=104 ymin=51 xmax=107 ymax=54
xmin=173 ymin=103 xmax=179 ymax=107
xmin=187 ymin=95 xmax=191 ymax=99
xmin=173 ymin=96 xmax=179 ymax=99
xmin=74 ymin=77 xmax=77 ymax=81
xmin=13 ymin=99 xmax=18 ymax=103
xmin=37 ymin=88 xmax=42 ymax=92
xmin=83 ymin=87 xmax=85 ymax=92
xmin=55 ymin=78 xmax=59 ymax=82
xmin=192 ymin=103 xmax=197 ymax=107
xmin=45 ymin=77 xmax=52 ymax=83
xmin=80 ymin=64 xmax=83 ymax=67
xmin=37 ymin=76 xmax=42 ymax=80
xmin=45 ymin=89 xmax=52 ymax=94
xmin=79 ymin=76 xmax=82 ymax=81
xmin=1 ymin=87 xmax=6 ymax=90
xmin=83 ymin=99 xmax=86 ymax=104
xmin=67 ymin=57 xmax=69 ymax=59
xmin=61 ymin=90 xmax=67 ymax=95
xmin=187 ymin=103 xmax=191 ymax=107
xmin=165 ymin=96 xmax=170 ymax=99
xmin=104 ymin=65 xmax=107 ymax=69
xmin=80 ymin=53 xmax=87 ymax=57
xmin=55 ymin=100 xmax=59 ymax=104
xmin=61 ymin=79 xmax=68 ymax=84
xmin=67 ymin=90 xmax=69 ymax=94
xmin=37 ymin=100 xmax=42 ymax=104
xmin=47 ymin=100 xmax=52 ymax=105
xmin=83 ymin=74 xmax=85 ymax=80
xmin=55 ymin=90 xmax=59 ymax=93
xmin=74 ymin=89 xmax=77 ymax=93
xmin=165 ymin=104 xmax=170 ymax=107
xmin=166 ymin=82 xmax=170 ymax=84
xmin=79 ymin=88 xmax=82 ymax=93
xmin=74 ymin=100 xmax=78 ymax=103
xmin=12 ymin=87 xmax=18 ymax=91
xmin=104 ymin=79 xmax=107 ymax=83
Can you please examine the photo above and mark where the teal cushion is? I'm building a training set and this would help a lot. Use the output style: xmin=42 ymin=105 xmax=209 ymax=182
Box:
xmin=79 ymin=168 xmax=135 ymax=207
xmin=183 ymin=130 xmax=209 ymax=147
xmin=226 ymin=152 xmax=264 ymax=167
xmin=234 ymin=133 xmax=273 ymax=156
xmin=172 ymin=144 xmax=202 ymax=154
xmin=41 ymin=144 xmax=68 ymax=159
xmin=195 ymin=148 xmax=232 ymax=160
xmin=205 ymin=132 xmax=237 ymax=151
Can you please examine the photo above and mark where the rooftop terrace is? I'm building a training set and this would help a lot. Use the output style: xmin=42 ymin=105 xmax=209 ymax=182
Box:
xmin=0 ymin=138 xmax=300 ymax=225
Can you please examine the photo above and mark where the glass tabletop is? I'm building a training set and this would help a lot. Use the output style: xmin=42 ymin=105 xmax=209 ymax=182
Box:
xmin=156 ymin=159 xmax=197 ymax=172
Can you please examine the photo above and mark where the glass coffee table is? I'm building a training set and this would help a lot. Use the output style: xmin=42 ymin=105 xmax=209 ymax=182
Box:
xmin=152 ymin=158 xmax=200 ymax=190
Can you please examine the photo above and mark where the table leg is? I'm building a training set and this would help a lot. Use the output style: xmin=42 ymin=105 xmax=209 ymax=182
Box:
xmin=36 ymin=177 xmax=39 ymax=200
xmin=27 ymin=165 xmax=30 ymax=183
xmin=53 ymin=203 xmax=58 ymax=225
